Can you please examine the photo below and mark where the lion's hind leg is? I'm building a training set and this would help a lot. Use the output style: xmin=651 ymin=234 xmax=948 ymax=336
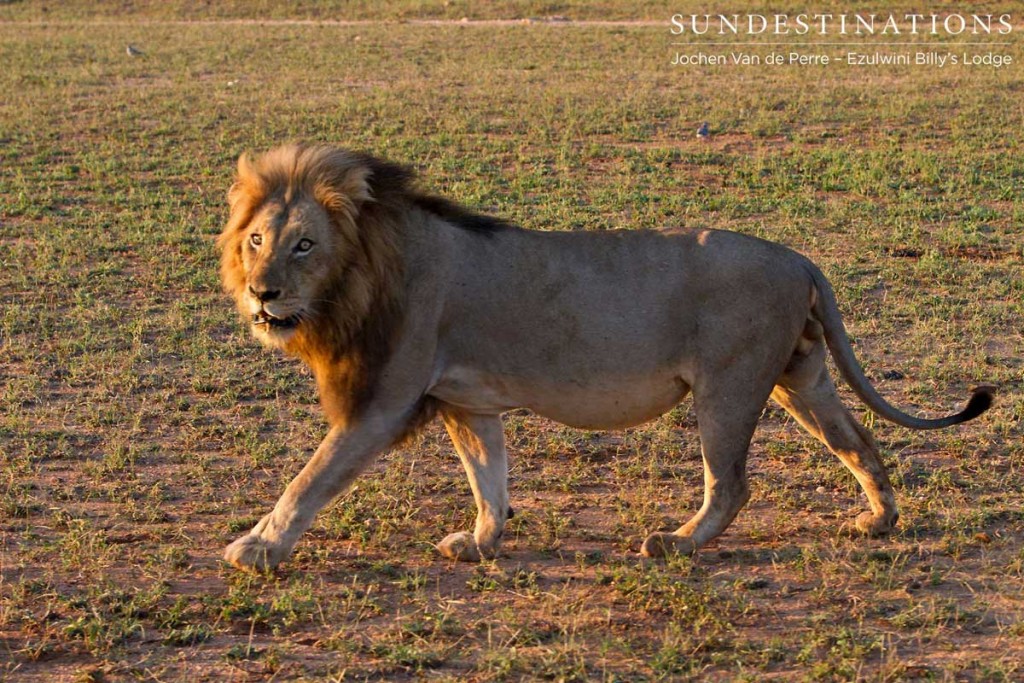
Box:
xmin=771 ymin=346 xmax=898 ymax=536
xmin=436 ymin=408 xmax=510 ymax=562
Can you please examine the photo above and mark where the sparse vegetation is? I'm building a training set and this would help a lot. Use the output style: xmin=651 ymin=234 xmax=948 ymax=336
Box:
xmin=1 ymin=2 xmax=1022 ymax=680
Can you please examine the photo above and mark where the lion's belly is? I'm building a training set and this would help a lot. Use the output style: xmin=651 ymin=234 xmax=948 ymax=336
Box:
xmin=429 ymin=365 xmax=690 ymax=430
xmin=527 ymin=381 xmax=690 ymax=429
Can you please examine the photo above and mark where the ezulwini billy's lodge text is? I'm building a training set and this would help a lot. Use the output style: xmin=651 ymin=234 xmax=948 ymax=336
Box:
xmin=670 ymin=50 xmax=1013 ymax=68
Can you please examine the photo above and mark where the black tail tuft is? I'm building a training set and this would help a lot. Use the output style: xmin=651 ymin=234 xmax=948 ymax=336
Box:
xmin=961 ymin=385 xmax=995 ymax=422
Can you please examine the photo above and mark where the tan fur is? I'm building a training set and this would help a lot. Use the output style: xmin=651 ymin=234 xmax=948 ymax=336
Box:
xmin=219 ymin=144 xmax=990 ymax=571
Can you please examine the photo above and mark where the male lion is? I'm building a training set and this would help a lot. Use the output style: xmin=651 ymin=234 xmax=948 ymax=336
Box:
xmin=218 ymin=143 xmax=991 ymax=570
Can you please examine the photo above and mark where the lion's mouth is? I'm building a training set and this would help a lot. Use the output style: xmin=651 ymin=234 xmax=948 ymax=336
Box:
xmin=252 ymin=312 xmax=302 ymax=330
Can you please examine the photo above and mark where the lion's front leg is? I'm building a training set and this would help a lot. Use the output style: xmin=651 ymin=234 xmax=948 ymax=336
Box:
xmin=224 ymin=512 xmax=292 ymax=571
xmin=224 ymin=416 xmax=401 ymax=571
xmin=437 ymin=409 xmax=510 ymax=562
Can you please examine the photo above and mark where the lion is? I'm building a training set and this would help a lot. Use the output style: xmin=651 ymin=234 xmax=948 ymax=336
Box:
xmin=218 ymin=143 xmax=992 ymax=571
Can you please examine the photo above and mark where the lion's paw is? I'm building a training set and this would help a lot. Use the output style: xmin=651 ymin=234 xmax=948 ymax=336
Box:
xmin=854 ymin=510 xmax=898 ymax=537
xmin=640 ymin=532 xmax=697 ymax=559
xmin=436 ymin=532 xmax=482 ymax=562
xmin=224 ymin=534 xmax=285 ymax=571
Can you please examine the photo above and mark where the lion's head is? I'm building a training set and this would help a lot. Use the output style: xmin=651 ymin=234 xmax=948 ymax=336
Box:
xmin=217 ymin=144 xmax=387 ymax=351
xmin=218 ymin=143 xmax=421 ymax=426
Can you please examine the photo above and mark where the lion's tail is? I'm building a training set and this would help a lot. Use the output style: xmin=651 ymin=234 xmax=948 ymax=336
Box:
xmin=805 ymin=264 xmax=992 ymax=430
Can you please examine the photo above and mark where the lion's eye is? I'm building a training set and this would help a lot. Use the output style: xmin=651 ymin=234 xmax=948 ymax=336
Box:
xmin=295 ymin=238 xmax=314 ymax=254
xmin=249 ymin=233 xmax=263 ymax=248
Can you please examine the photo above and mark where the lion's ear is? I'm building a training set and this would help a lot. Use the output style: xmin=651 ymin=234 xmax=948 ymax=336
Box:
xmin=314 ymin=162 xmax=374 ymax=221
xmin=228 ymin=152 xmax=262 ymax=209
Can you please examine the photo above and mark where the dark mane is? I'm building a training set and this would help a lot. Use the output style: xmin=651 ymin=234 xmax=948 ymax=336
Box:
xmin=358 ymin=154 xmax=514 ymax=235
xmin=410 ymin=193 xmax=515 ymax=234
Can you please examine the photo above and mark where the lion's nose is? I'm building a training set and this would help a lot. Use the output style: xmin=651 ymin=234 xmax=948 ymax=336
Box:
xmin=248 ymin=285 xmax=281 ymax=302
